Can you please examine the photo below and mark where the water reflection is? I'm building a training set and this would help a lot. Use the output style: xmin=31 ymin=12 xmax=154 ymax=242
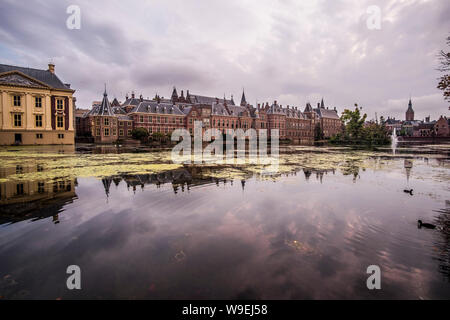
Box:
xmin=0 ymin=145 xmax=449 ymax=299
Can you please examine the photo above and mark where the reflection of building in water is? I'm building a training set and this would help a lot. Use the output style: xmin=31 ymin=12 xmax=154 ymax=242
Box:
xmin=0 ymin=164 xmax=76 ymax=224
xmin=98 ymin=166 xmax=341 ymax=197
xmin=404 ymin=159 xmax=413 ymax=183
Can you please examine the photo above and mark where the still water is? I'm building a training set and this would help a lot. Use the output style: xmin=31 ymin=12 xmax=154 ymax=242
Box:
xmin=0 ymin=144 xmax=449 ymax=299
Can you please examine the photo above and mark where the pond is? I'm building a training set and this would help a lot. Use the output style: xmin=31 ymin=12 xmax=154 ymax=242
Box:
xmin=0 ymin=144 xmax=449 ymax=299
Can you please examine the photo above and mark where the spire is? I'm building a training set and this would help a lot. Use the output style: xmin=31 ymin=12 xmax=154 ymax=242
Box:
xmin=406 ymin=97 xmax=414 ymax=121
xmin=171 ymin=86 xmax=178 ymax=103
xmin=98 ymin=86 xmax=114 ymax=116
xmin=320 ymin=98 xmax=324 ymax=108
xmin=240 ymin=88 xmax=247 ymax=106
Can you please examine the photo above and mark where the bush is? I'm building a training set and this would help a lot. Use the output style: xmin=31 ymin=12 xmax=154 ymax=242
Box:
xmin=131 ymin=128 xmax=149 ymax=141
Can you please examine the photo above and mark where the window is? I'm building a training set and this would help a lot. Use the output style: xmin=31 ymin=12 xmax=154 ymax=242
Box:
xmin=104 ymin=128 xmax=110 ymax=136
xmin=140 ymin=116 xmax=144 ymax=122
xmin=35 ymin=115 xmax=43 ymax=127
xmin=13 ymin=95 xmax=21 ymax=107
xmin=57 ymin=116 xmax=64 ymax=128
xmin=149 ymin=116 xmax=152 ymax=122
xmin=57 ymin=99 xmax=64 ymax=110
xmin=119 ymin=129 xmax=124 ymax=136
xmin=14 ymin=114 xmax=22 ymax=127
xmin=16 ymin=183 xmax=24 ymax=195
xmin=96 ymin=118 xmax=100 ymax=125
xmin=35 ymin=97 xmax=42 ymax=108
xmin=104 ymin=118 xmax=109 ymax=126
xmin=96 ymin=128 xmax=101 ymax=136
xmin=36 ymin=133 xmax=43 ymax=139
xmin=58 ymin=134 xmax=65 ymax=139
xmin=38 ymin=182 xmax=45 ymax=193
xmin=119 ymin=121 xmax=124 ymax=126
xmin=127 ymin=129 xmax=132 ymax=136
xmin=128 ymin=121 xmax=132 ymax=126
xmin=112 ymin=128 xmax=117 ymax=136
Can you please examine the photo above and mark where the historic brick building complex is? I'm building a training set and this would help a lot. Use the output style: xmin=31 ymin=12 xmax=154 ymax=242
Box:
xmin=77 ymin=87 xmax=342 ymax=144
xmin=0 ymin=63 xmax=75 ymax=145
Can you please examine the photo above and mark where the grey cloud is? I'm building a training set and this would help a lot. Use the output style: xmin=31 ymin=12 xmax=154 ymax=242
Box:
xmin=0 ymin=0 xmax=448 ymax=118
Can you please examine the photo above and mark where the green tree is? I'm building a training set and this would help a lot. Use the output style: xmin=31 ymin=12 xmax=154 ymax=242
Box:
xmin=340 ymin=105 xmax=367 ymax=139
xmin=437 ymin=36 xmax=450 ymax=103
xmin=131 ymin=127 xmax=149 ymax=141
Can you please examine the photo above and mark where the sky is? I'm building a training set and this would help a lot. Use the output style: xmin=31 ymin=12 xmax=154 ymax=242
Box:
xmin=0 ymin=0 xmax=449 ymax=120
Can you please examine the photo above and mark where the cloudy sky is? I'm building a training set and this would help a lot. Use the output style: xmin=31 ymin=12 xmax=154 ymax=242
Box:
xmin=0 ymin=0 xmax=449 ymax=120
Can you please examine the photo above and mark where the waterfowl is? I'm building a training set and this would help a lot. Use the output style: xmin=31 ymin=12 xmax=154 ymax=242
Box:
xmin=417 ymin=220 xmax=436 ymax=229
xmin=404 ymin=189 xmax=413 ymax=194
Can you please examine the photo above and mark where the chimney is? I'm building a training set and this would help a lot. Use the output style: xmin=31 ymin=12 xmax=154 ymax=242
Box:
xmin=131 ymin=91 xmax=135 ymax=99
xmin=48 ymin=62 xmax=55 ymax=74
xmin=140 ymin=94 xmax=143 ymax=102
xmin=317 ymin=103 xmax=320 ymax=108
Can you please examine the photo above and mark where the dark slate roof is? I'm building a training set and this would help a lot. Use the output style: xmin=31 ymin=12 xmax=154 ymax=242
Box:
xmin=226 ymin=105 xmax=249 ymax=117
xmin=211 ymin=103 xmax=230 ymax=116
xmin=267 ymin=103 xmax=285 ymax=115
xmin=285 ymin=108 xmax=306 ymax=119
xmin=131 ymin=101 xmax=184 ymax=115
xmin=314 ymin=107 xmax=340 ymax=119
xmin=188 ymin=94 xmax=234 ymax=105
xmin=304 ymin=102 xmax=313 ymax=113
xmin=0 ymin=64 xmax=72 ymax=90
xmin=84 ymin=90 xmax=114 ymax=116
xmin=112 ymin=106 xmax=127 ymax=115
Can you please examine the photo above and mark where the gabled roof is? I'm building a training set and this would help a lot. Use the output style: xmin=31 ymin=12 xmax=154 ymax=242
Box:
xmin=314 ymin=107 xmax=340 ymax=119
xmin=130 ymin=101 xmax=185 ymax=115
xmin=0 ymin=64 xmax=73 ymax=91
xmin=84 ymin=89 xmax=114 ymax=116
xmin=187 ymin=93 xmax=234 ymax=105
xmin=211 ymin=103 xmax=230 ymax=116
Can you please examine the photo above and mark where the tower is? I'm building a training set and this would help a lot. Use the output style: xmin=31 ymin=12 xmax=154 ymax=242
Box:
xmin=171 ymin=86 xmax=178 ymax=103
xmin=406 ymin=98 xmax=414 ymax=121
xmin=240 ymin=89 xmax=247 ymax=106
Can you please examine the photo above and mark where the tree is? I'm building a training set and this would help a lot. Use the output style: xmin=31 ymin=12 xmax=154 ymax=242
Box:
xmin=131 ymin=127 xmax=149 ymax=141
xmin=340 ymin=105 xmax=367 ymax=139
xmin=437 ymin=36 xmax=450 ymax=104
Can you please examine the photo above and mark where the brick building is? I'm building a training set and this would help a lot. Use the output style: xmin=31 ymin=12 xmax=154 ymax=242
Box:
xmin=76 ymin=87 xmax=341 ymax=144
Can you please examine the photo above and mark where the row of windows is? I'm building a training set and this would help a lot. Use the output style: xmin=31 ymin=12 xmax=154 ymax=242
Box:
xmin=12 ymin=114 xmax=64 ymax=128
xmin=12 ymin=95 xmax=63 ymax=109
xmin=96 ymin=128 xmax=130 ymax=136
xmin=138 ymin=115 xmax=183 ymax=124
xmin=33 ymin=133 xmax=64 ymax=139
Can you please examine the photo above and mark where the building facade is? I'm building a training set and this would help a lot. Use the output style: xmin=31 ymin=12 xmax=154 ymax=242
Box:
xmin=76 ymin=87 xmax=342 ymax=144
xmin=0 ymin=63 xmax=75 ymax=145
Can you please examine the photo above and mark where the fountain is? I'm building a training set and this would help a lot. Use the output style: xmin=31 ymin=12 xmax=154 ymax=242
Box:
xmin=391 ymin=127 xmax=398 ymax=154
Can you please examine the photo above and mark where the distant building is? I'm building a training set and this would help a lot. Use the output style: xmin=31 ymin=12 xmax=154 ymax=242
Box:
xmin=435 ymin=115 xmax=449 ymax=137
xmin=405 ymin=99 xmax=414 ymax=121
xmin=76 ymin=87 xmax=342 ymax=144
xmin=0 ymin=63 xmax=75 ymax=145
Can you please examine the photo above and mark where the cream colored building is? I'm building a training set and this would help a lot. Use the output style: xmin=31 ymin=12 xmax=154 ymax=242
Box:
xmin=0 ymin=63 xmax=75 ymax=145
